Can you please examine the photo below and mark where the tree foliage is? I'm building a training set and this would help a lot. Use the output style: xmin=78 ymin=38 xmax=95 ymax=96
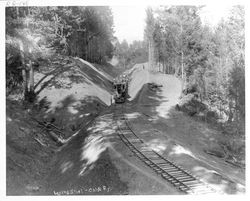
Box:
xmin=6 ymin=6 xmax=115 ymax=100
xmin=147 ymin=5 xmax=245 ymax=135
xmin=114 ymin=39 xmax=148 ymax=68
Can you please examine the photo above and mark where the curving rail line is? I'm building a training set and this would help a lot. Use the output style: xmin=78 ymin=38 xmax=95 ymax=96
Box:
xmin=113 ymin=109 xmax=219 ymax=194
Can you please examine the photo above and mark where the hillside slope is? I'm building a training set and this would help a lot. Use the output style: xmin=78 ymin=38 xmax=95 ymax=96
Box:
xmin=6 ymin=57 xmax=119 ymax=195
xmin=123 ymin=63 xmax=245 ymax=194
xmin=37 ymin=57 xmax=113 ymax=109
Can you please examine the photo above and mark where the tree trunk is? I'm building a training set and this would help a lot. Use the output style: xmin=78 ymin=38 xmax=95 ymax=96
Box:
xmin=85 ymin=33 xmax=87 ymax=60
xmin=148 ymin=41 xmax=151 ymax=71
xmin=162 ymin=60 xmax=165 ymax=74
xmin=29 ymin=60 xmax=34 ymax=92
xmin=16 ymin=7 xmax=19 ymax=18
xmin=148 ymin=38 xmax=155 ymax=72
xmin=55 ymin=14 xmax=58 ymax=35
xmin=123 ymin=55 xmax=125 ymax=69
xmin=26 ymin=59 xmax=36 ymax=102
xmin=89 ymin=38 xmax=91 ymax=62
xmin=151 ymin=40 xmax=155 ymax=72
xmin=180 ymin=22 xmax=184 ymax=79
xmin=181 ymin=51 xmax=184 ymax=79
xmin=228 ymin=100 xmax=233 ymax=123
xmin=22 ymin=69 xmax=28 ymax=96
xmin=19 ymin=40 xmax=28 ymax=97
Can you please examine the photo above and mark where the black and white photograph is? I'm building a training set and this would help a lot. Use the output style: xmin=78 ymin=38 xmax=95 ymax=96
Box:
xmin=2 ymin=0 xmax=247 ymax=198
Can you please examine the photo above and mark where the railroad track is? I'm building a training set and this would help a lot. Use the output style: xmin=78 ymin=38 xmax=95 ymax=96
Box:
xmin=113 ymin=111 xmax=218 ymax=195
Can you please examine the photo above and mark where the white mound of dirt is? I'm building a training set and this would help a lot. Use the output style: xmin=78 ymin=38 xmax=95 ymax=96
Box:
xmin=150 ymin=74 xmax=182 ymax=118
xmin=128 ymin=63 xmax=149 ymax=101
xmin=36 ymin=57 xmax=113 ymax=111
xmin=127 ymin=63 xmax=182 ymax=117
xmin=77 ymin=58 xmax=113 ymax=81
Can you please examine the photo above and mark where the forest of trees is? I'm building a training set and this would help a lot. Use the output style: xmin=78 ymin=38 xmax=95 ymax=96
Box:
xmin=6 ymin=5 xmax=245 ymax=136
xmin=114 ymin=39 xmax=148 ymax=69
xmin=6 ymin=6 xmax=115 ymax=101
xmin=6 ymin=6 xmax=149 ymax=102
xmin=144 ymin=6 xmax=245 ymax=136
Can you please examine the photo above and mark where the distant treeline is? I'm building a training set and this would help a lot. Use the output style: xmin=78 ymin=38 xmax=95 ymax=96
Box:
xmin=114 ymin=40 xmax=148 ymax=68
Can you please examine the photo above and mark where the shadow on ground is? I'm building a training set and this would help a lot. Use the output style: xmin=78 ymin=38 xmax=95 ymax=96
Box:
xmin=31 ymin=94 xmax=108 ymax=139
xmin=125 ymin=82 xmax=245 ymax=194
xmin=45 ymin=114 xmax=128 ymax=195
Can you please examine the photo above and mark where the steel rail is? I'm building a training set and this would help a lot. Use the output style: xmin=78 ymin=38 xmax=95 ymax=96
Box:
xmin=113 ymin=110 xmax=218 ymax=194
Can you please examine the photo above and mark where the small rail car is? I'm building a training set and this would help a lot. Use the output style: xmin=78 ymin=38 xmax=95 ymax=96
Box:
xmin=113 ymin=75 xmax=129 ymax=103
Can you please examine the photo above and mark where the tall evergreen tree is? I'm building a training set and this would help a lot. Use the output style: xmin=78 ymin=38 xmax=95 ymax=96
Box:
xmin=145 ymin=7 xmax=156 ymax=72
